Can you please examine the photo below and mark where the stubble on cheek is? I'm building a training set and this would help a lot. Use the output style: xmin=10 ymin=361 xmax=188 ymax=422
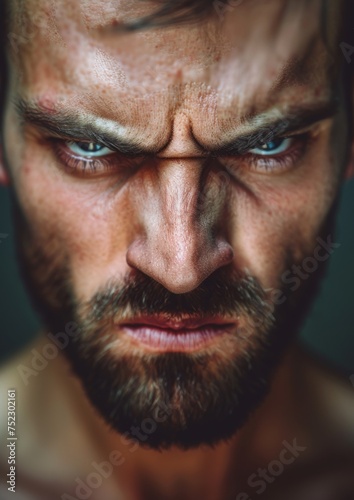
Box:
xmin=12 ymin=186 xmax=74 ymax=322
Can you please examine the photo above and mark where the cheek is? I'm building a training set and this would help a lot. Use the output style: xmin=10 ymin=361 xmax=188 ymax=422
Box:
xmin=229 ymin=141 xmax=341 ymax=289
xmin=13 ymin=158 xmax=136 ymax=300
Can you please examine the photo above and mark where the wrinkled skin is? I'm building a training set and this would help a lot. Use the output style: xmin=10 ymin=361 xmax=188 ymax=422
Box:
xmin=0 ymin=0 xmax=354 ymax=496
xmin=2 ymin=0 xmax=350 ymax=301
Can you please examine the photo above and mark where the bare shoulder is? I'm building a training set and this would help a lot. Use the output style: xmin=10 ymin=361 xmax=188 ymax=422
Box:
xmin=0 ymin=336 xmax=44 ymax=394
xmin=297 ymin=343 xmax=354 ymax=441
xmin=0 ymin=339 xmax=40 ymax=443
xmin=0 ymin=335 xmax=65 ymax=461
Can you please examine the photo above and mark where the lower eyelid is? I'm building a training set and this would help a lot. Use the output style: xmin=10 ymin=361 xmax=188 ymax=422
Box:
xmin=65 ymin=141 xmax=114 ymax=156
xmin=52 ymin=140 xmax=146 ymax=175
xmin=234 ymin=134 xmax=310 ymax=173
xmin=250 ymin=147 xmax=303 ymax=171
xmin=53 ymin=141 xmax=116 ymax=173
xmin=51 ymin=134 xmax=311 ymax=176
xmin=252 ymin=135 xmax=310 ymax=168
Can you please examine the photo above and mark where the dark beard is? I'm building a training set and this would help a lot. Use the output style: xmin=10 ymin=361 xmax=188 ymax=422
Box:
xmin=11 ymin=192 xmax=339 ymax=451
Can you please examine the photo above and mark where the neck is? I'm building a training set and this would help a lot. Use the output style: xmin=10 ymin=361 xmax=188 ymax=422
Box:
xmin=59 ymin=341 xmax=304 ymax=500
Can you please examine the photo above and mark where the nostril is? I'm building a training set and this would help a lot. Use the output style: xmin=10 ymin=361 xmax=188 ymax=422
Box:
xmin=216 ymin=240 xmax=235 ymax=267
xmin=126 ymin=234 xmax=234 ymax=295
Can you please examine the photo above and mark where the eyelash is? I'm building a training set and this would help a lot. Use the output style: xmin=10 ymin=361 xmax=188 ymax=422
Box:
xmin=52 ymin=133 xmax=311 ymax=176
xmin=241 ymin=133 xmax=310 ymax=173
xmin=53 ymin=141 xmax=140 ymax=176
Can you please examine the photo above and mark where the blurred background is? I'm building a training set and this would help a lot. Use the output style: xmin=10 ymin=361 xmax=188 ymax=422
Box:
xmin=1 ymin=180 xmax=354 ymax=373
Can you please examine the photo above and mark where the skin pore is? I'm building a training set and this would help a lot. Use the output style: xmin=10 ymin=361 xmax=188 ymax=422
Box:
xmin=1 ymin=0 xmax=354 ymax=499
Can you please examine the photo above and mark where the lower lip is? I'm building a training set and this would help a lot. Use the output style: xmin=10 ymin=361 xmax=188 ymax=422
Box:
xmin=119 ymin=324 xmax=234 ymax=352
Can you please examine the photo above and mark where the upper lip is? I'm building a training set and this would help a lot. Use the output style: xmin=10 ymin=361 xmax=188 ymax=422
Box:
xmin=117 ymin=315 xmax=236 ymax=330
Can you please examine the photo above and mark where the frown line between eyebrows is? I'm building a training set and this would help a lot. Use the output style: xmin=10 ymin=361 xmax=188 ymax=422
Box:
xmin=14 ymin=95 xmax=339 ymax=158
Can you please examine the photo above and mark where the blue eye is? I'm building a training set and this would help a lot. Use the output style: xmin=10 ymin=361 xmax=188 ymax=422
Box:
xmin=249 ymin=137 xmax=292 ymax=156
xmin=66 ymin=141 xmax=115 ymax=157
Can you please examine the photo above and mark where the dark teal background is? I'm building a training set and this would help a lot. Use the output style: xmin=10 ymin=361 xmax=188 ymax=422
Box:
xmin=0 ymin=181 xmax=353 ymax=373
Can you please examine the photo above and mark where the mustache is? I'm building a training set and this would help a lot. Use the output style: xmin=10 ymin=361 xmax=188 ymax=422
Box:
xmin=78 ymin=268 xmax=275 ymax=326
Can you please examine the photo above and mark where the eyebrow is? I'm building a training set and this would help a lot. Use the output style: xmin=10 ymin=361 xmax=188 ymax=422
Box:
xmin=15 ymin=99 xmax=156 ymax=157
xmin=207 ymin=99 xmax=339 ymax=156
xmin=15 ymin=97 xmax=339 ymax=158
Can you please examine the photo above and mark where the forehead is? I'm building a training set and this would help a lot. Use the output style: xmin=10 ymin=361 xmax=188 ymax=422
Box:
xmin=8 ymin=0 xmax=342 ymax=144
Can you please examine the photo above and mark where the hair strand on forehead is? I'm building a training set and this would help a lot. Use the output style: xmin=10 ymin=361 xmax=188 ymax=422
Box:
xmin=120 ymin=0 xmax=215 ymax=30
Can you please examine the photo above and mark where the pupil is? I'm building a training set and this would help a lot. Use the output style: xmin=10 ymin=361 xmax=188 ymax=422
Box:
xmin=78 ymin=142 xmax=102 ymax=153
xmin=261 ymin=138 xmax=282 ymax=151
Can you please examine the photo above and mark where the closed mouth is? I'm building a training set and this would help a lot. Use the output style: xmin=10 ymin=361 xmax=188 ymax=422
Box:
xmin=115 ymin=315 xmax=237 ymax=352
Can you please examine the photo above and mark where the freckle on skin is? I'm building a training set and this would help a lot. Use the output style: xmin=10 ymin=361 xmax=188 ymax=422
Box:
xmin=174 ymin=69 xmax=183 ymax=83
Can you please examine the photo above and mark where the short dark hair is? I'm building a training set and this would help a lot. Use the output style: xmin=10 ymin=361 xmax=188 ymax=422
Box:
xmin=0 ymin=0 xmax=353 ymax=120
xmin=122 ymin=0 xmax=214 ymax=29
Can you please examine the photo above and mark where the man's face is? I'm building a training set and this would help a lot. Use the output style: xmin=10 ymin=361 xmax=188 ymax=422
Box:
xmin=1 ymin=0 xmax=351 ymax=449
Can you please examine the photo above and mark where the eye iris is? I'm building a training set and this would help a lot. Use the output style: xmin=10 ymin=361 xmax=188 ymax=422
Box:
xmin=77 ymin=142 xmax=103 ymax=153
xmin=259 ymin=138 xmax=284 ymax=152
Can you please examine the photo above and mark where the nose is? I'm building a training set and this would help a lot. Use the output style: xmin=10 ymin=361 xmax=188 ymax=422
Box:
xmin=126 ymin=158 xmax=234 ymax=294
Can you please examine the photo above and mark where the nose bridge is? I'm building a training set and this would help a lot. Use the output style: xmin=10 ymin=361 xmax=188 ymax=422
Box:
xmin=156 ymin=159 xmax=209 ymax=264
xmin=160 ymin=158 xmax=201 ymax=222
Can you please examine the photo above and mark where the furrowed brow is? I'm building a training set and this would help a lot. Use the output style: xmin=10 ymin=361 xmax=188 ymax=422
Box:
xmin=209 ymin=99 xmax=339 ymax=156
xmin=14 ymin=99 xmax=158 ymax=156
xmin=15 ymin=97 xmax=339 ymax=159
